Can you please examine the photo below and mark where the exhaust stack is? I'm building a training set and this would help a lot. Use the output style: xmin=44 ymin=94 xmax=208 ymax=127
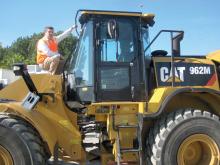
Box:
xmin=172 ymin=32 xmax=184 ymax=56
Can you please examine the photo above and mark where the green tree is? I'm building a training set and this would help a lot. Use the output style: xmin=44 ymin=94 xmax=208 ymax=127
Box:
xmin=58 ymin=33 xmax=78 ymax=58
xmin=10 ymin=33 xmax=44 ymax=65
xmin=10 ymin=37 xmax=31 ymax=57
xmin=0 ymin=49 xmax=25 ymax=69
xmin=0 ymin=43 xmax=4 ymax=60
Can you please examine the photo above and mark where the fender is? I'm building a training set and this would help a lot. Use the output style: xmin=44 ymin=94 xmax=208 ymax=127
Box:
xmin=0 ymin=102 xmax=57 ymax=154
xmin=0 ymin=100 xmax=83 ymax=160
xmin=144 ymin=87 xmax=220 ymax=120
xmin=0 ymin=74 xmax=84 ymax=160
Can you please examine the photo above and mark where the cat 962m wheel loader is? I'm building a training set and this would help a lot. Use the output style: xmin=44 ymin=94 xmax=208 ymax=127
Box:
xmin=0 ymin=9 xmax=220 ymax=165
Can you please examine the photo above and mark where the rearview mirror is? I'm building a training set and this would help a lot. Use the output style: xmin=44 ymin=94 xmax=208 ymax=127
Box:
xmin=107 ymin=19 xmax=118 ymax=39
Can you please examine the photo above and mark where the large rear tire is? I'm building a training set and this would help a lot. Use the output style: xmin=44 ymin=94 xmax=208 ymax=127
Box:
xmin=146 ymin=109 xmax=220 ymax=165
xmin=0 ymin=114 xmax=48 ymax=165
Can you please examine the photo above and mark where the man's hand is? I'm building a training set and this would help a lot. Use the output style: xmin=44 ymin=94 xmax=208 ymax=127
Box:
xmin=71 ymin=25 xmax=77 ymax=31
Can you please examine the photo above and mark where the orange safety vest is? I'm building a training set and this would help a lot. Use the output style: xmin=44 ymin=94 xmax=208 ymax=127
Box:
xmin=36 ymin=38 xmax=58 ymax=64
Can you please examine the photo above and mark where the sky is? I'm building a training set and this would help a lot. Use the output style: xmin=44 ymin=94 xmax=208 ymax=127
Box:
xmin=0 ymin=0 xmax=220 ymax=55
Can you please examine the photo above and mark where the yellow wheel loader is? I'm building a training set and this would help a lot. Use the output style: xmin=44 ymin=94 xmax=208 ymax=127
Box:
xmin=0 ymin=9 xmax=220 ymax=165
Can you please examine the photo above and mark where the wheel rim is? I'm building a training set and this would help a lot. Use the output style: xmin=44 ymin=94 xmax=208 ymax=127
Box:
xmin=177 ymin=134 xmax=220 ymax=165
xmin=0 ymin=145 xmax=13 ymax=165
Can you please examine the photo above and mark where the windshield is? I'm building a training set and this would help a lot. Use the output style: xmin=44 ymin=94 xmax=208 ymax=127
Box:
xmin=68 ymin=21 xmax=93 ymax=86
xmin=99 ymin=18 xmax=137 ymax=62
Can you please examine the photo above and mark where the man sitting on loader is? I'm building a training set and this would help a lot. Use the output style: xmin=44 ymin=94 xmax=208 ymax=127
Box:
xmin=36 ymin=25 xmax=77 ymax=74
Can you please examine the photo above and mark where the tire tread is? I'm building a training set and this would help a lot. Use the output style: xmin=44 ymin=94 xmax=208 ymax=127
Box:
xmin=146 ymin=108 xmax=220 ymax=165
xmin=0 ymin=114 xmax=47 ymax=165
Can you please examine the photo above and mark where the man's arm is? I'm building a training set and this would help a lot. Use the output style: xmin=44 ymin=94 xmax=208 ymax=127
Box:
xmin=56 ymin=25 xmax=77 ymax=43
xmin=37 ymin=40 xmax=60 ymax=57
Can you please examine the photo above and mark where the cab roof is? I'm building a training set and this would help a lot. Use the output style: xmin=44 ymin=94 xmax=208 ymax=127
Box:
xmin=78 ymin=9 xmax=155 ymax=26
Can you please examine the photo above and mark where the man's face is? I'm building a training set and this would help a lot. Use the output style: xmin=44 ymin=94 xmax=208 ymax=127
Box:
xmin=44 ymin=28 xmax=54 ymax=39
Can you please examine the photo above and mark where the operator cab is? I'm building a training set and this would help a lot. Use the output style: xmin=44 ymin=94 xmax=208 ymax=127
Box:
xmin=65 ymin=10 xmax=154 ymax=104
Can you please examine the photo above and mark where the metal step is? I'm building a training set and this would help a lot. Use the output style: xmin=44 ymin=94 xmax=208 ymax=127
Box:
xmin=107 ymin=160 xmax=138 ymax=165
xmin=114 ymin=114 xmax=144 ymax=165
xmin=117 ymin=125 xmax=138 ymax=128
xmin=120 ymin=148 xmax=140 ymax=153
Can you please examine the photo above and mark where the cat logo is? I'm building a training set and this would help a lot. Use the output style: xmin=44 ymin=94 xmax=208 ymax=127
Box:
xmin=160 ymin=67 xmax=186 ymax=82
xmin=156 ymin=62 xmax=215 ymax=86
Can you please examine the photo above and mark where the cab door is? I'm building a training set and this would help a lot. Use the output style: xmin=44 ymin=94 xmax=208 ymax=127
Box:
xmin=95 ymin=17 xmax=143 ymax=102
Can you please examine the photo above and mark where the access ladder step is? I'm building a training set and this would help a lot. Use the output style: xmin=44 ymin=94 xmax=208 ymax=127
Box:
xmin=107 ymin=160 xmax=139 ymax=165
xmin=120 ymin=148 xmax=140 ymax=153
xmin=117 ymin=125 xmax=138 ymax=128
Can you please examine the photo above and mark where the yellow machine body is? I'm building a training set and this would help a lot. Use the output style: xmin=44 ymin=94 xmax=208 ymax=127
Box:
xmin=1 ymin=57 xmax=220 ymax=164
